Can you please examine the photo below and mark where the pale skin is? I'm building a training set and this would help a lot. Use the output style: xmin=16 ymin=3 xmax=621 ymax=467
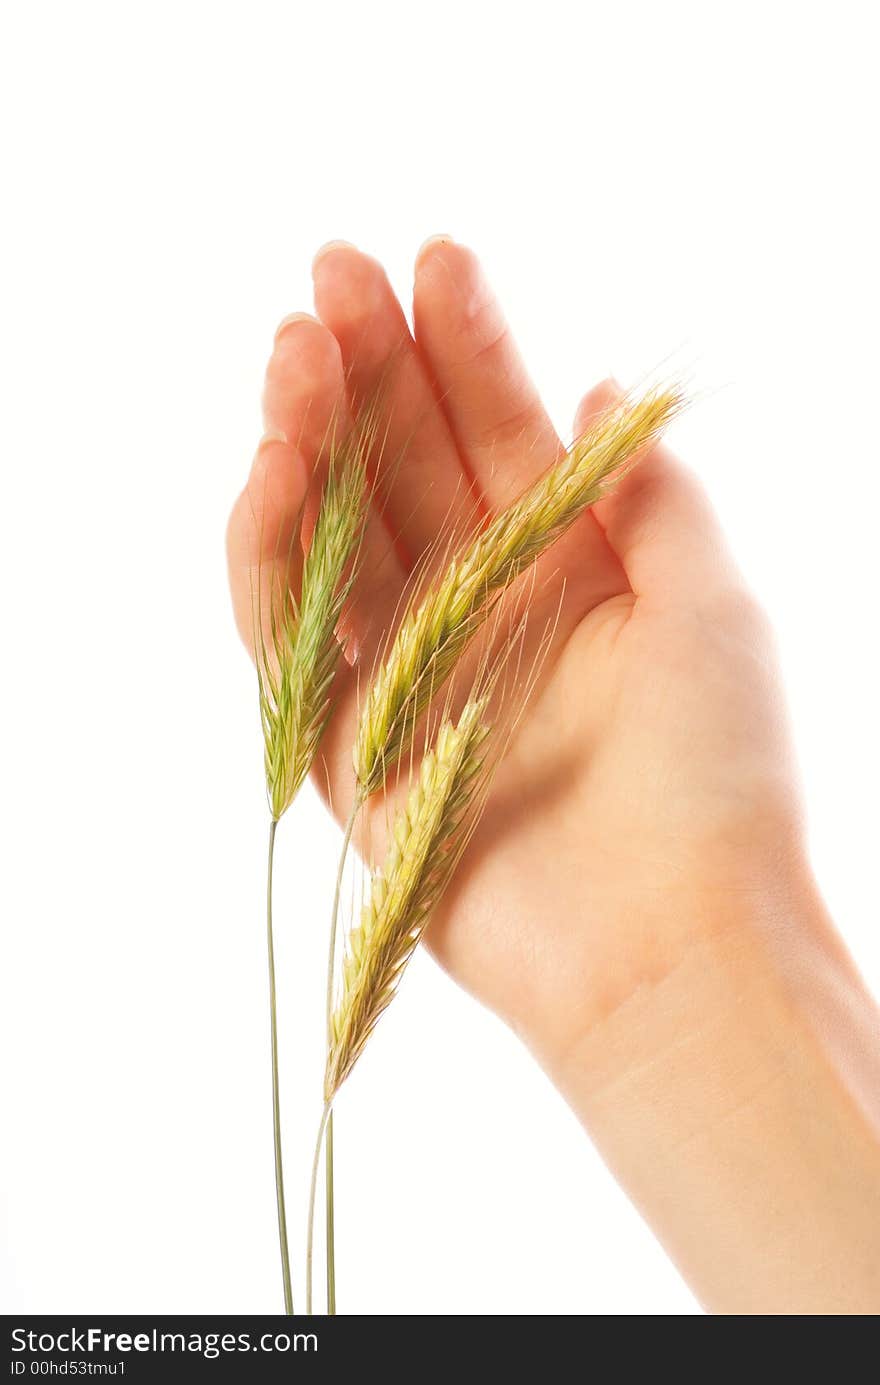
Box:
xmin=227 ymin=238 xmax=880 ymax=1314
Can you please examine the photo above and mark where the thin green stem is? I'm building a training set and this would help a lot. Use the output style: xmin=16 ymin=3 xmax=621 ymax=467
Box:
xmin=267 ymin=817 xmax=294 ymax=1315
xmin=326 ymin=800 xmax=361 ymax=1044
xmin=325 ymin=1110 xmax=336 ymax=1315
xmin=323 ymin=798 xmax=360 ymax=1316
xmin=306 ymin=1104 xmax=331 ymax=1315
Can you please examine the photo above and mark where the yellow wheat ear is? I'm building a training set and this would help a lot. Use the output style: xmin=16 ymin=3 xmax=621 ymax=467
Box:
xmin=326 ymin=695 xmax=491 ymax=1100
xmin=354 ymin=384 xmax=684 ymax=796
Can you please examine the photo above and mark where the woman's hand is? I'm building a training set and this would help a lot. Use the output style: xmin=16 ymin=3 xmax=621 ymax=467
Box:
xmin=227 ymin=238 xmax=803 ymax=1066
xmin=227 ymin=241 xmax=880 ymax=1312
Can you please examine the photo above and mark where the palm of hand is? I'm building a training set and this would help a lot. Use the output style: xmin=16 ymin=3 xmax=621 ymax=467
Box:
xmin=228 ymin=240 xmax=801 ymax=1067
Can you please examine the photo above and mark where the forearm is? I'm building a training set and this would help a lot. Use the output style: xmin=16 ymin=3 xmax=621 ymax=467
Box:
xmin=544 ymin=871 xmax=880 ymax=1314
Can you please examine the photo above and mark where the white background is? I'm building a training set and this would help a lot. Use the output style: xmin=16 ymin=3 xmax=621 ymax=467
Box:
xmin=1 ymin=2 xmax=878 ymax=1316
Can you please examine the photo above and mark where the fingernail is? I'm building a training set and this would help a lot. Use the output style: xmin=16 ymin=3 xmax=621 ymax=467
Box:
xmin=251 ymin=429 xmax=288 ymax=469
xmin=313 ymin=239 xmax=357 ymax=271
xmin=342 ymin=631 xmax=360 ymax=667
xmin=273 ymin=312 xmax=314 ymax=345
xmin=416 ymin=233 xmax=454 ymax=267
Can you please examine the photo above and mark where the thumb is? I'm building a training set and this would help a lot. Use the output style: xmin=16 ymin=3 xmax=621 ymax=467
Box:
xmin=574 ymin=382 xmax=740 ymax=604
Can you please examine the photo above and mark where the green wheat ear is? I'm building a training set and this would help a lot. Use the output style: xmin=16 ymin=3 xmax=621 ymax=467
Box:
xmin=254 ymin=397 xmax=386 ymax=1316
xmin=256 ymin=405 xmax=381 ymax=820
xmin=354 ymin=385 xmax=684 ymax=796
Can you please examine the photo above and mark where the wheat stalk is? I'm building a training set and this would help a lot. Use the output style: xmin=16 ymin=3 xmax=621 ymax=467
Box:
xmin=354 ymin=385 xmax=683 ymax=795
xmin=252 ymin=404 xmax=381 ymax=1316
xmin=305 ymin=695 xmax=492 ymax=1312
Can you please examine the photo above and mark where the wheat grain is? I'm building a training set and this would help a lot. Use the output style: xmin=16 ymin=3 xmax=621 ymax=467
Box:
xmin=354 ymin=385 xmax=683 ymax=795
xmin=326 ymin=696 xmax=491 ymax=1099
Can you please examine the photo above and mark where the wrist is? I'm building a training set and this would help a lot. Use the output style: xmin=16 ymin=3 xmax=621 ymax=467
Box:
xmin=541 ymin=862 xmax=880 ymax=1312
